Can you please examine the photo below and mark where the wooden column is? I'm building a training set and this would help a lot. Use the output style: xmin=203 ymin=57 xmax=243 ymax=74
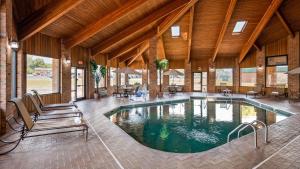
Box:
xmin=17 ymin=42 xmax=26 ymax=97
xmin=207 ymin=59 xmax=216 ymax=93
xmin=86 ymin=49 xmax=94 ymax=99
xmin=162 ymin=69 xmax=169 ymax=92
xmin=233 ymin=57 xmax=240 ymax=93
xmin=148 ymin=37 xmax=158 ymax=99
xmin=256 ymin=46 xmax=266 ymax=88
xmin=60 ymin=41 xmax=71 ymax=103
xmin=288 ymin=32 xmax=300 ymax=96
xmin=184 ymin=60 xmax=192 ymax=92
xmin=142 ymin=65 xmax=148 ymax=87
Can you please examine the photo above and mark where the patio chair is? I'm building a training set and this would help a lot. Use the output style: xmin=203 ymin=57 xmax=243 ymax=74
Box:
xmin=25 ymin=93 xmax=83 ymax=121
xmin=32 ymin=90 xmax=77 ymax=110
xmin=0 ymin=98 xmax=88 ymax=155
xmin=168 ymin=86 xmax=177 ymax=94
xmin=220 ymin=83 xmax=232 ymax=96
xmin=246 ymin=84 xmax=264 ymax=98
xmin=270 ymin=85 xmax=286 ymax=98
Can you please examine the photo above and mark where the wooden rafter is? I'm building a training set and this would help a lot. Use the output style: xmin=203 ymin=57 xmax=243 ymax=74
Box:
xmin=212 ymin=0 xmax=237 ymax=62
xmin=108 ymin=29 xmax=156 ymax=60
xmin=119 ymin=49 xmax=137 ymax=63
xmin=91 ymin=0 xmax=190 ymax=56
xmin=187 ymin=6 xmax=195 ymax=63
xmin=141 ymin=51 xmax=148 ymax=64
xmin=157 ymin=0 xmax=199 ymax=37
xmin=64 ymin=0 xmax=147 ymax=49
xmin=157 ymin=37 xmax=166 ymax=59
xmin=275 ymin=11 xmax=294 ymax=37
xmin=253 ymin=43 xmax=261 ymax=51
xmin=128 ymin=42 xmax=149 ymax=65
xmin=239 ymin=0 xmax=284 ymax=63
xmin=18 ymin=0 xmax=83 ymax=41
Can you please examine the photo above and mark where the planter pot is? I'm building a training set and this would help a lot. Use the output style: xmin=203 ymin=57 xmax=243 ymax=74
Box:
xmin=94 ymin=93 xmax=99 ymax=99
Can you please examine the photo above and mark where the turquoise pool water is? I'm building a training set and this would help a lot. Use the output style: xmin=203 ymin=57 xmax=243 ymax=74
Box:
xmin=107 ymin=99 xmax=291 ymax=153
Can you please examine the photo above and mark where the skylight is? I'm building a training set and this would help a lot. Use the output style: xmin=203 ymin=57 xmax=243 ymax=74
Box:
xmin=171 ymin=26 xmax=180 ymax=37
xmin=232 ymin=21 xmax=247 ymax=34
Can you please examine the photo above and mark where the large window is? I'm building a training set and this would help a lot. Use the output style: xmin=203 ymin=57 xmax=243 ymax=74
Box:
xmin=120 ymin=73 xmax=125 ymax=86
xmin=240 ymin=68 xmax=256 ymax=87
xmin=266 ymin=66 xmax=288 ymax=87
xmin=94 ymin=65 xmax=105 ymax=88
xmin=129 ymin=69 xmax=142 ymax=85
xmin=110 ymin=68 xmax=117 ymax=86
xmin=215 ymin=68 xmax=233 ymax=86
xmin=169 ymin=69 xmax=184 ymax=85
xmin=26 ymin=54 xmax=59 ymax=94
xmin=266 ymin=56 xmax=288 ymax=87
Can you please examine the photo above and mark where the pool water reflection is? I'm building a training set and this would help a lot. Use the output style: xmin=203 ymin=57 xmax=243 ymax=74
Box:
xmin=108 ymin=99 xmax=290 ymax=153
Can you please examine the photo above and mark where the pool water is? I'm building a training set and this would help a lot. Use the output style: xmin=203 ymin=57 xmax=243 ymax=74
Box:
xmin=107 ymin=99 xmax=290 ymax=153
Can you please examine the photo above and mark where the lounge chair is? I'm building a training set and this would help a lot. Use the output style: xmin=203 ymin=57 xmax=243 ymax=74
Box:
xmin=26 ymin=93 xmax=83 ymax=121
xmin=220 ymin=83 xmax=232 ymax=96
xmin=270 ymin=85 xmax=286 ymax=98
xmin=246 ymin=84 xmax=264 ymax=98
xmin=0 ymin=98 xmax=88 ymax=155
xmin=32 ymin=90 xmax=77 ymax=110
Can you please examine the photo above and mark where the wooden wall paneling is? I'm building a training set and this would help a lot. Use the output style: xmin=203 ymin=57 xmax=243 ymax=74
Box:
xmin=240 ymin=48 xmax=257 ymax=68
xmin=265 ymin=37 xmax=288 ymax=56
xmin=71 ymin=46 xmax=89 ymax=67
xmin=23 ymin=33 xmax=60 ymax=59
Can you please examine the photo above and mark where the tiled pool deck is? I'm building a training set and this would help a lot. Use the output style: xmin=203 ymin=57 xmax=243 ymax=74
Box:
xmin=1 ymin=93 xmax=300 ymax=169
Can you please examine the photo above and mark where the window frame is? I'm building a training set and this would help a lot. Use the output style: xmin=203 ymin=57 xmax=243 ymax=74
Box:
xmin=239 ymin=67 xmax=257 ymax=87
xmin=215 ymin=68 xmax=233 ymax=86
xmin=265 ymin=55 xmax=289 ymax=88
xmin=26 ymin=54 xmax=61 ymax=95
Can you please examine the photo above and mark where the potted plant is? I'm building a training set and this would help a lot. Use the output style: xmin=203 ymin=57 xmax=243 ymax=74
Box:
xmin=90 ymin=60 xmax=106 ymax=99
xmin=156 ymin=59 xmax=169 ymax=97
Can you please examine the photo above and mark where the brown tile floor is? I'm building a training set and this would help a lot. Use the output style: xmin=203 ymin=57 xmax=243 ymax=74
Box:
xmin=1 ymin=93 xmax=300 ymax=169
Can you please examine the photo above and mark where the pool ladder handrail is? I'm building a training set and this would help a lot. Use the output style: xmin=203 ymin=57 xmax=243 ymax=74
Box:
xmin=227 ymin=120 xmax=268 ymax=149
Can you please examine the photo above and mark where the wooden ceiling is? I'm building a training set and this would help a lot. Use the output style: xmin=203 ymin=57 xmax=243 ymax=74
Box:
xmin=12 ymin=0 xmax=300 ymax=66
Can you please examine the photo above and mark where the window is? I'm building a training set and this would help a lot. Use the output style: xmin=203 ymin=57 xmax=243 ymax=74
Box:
xmin=26 ymin=54 xmax=59 ymax=94
xmin=169 ymin=69 xmax=184 ymax=85
xmin=129 ymin=69 xmax=142 ymax=85
xmin=120 ymin=73 xmax=125 ymax=86
xmin=171 ymin=25 xmax=180 ymax=37
xmin=266 ymin=65 xmax=288 ymax=87
xmin=110 ymin=68 xmax=117 ymax=86
xmin=266 ymin=56 xmax=288 ymax=88
xmin=157 ymin=70 xmax=163 ymax=85
xmin=215 ymin=68 xmax=233 ymax=86
xmin=240 ymin=68 xmax=256 ymax=87
xmin=233 ymin=21 xmax=247 ymax=34
xmin=94 ymin=65 xmax=105 ymax=88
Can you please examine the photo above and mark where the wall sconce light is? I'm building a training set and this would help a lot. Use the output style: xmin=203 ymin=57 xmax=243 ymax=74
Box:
xmin=9 ymin=40 xmax=19 ymax=50
xmin=197 ymin=66 xmax=202 ymax=71
xmin=257 ymin=64 xmax=264 ymax=71
xmin=64 ymin=56 xmax=71 ymax=64
xmin=209 ymin=67 xmax=215 ymax=72
xmin=78 ymin=60 xmax=84 ymax=65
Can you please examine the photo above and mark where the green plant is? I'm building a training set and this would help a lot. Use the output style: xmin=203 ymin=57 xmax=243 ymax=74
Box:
xmin=90 ymin=60 xmax=106 ymax=94
xmin=155 ymin=59 xmax=169 ymax=92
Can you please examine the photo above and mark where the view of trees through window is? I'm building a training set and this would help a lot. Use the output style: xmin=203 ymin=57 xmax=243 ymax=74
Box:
xmin=26 ymin=54 xmax=59 ymax=94
xmin=240 ymin=68 xmax=256 ymax=87
xmin=169 ymin=69 xmax=184 ymax=85
xmin=215 ymin=68 xmax=233 ymax=86
xmin=266 ymin=65 xmax=288 ymax=87
xmin=110 ymin=68 xmax=117 ymax=86
xmin=129 ymin=69 xmax=142 ymax=85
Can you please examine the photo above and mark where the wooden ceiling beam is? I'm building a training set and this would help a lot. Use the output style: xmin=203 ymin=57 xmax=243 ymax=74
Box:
xmin=91 ymin=0 xmax=190 ymax=56
xmin=239 ymin=0 xmax=284 ymax=63
xmin=119 ymin=49 xmax=138 ymax=63
xmin=212 ymin=0 xmax=238 ymax=62
xmin=157 ymin=37 xmax=166 ymax=59
xmin=275 ymin=11 xmax=294 ymax=37
xmin=64 ymin=0 xmax=147 ymax=49
xmin=128 ymin=42 xmax=149 ymax=65
xmin=157 ymin=0 xmax=199 ymax=37
xmin=18 ymin=0 xmax=83 ymax=41
xmin=253 ymin=43 xmax=261 ymax=51
xmin=108 ymin=29 xmax=156 ymax=60
xmin=187 ymin=6 xmax=195 ymax=63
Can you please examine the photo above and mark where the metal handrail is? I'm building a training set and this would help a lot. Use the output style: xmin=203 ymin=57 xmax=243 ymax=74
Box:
xmin=227 ymin=123 xmax=249 ymax=142
xmin=227 ymin=120 xmax=268 ymax=149
xmin=238 ymin=120 xmax=268 ymax=143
